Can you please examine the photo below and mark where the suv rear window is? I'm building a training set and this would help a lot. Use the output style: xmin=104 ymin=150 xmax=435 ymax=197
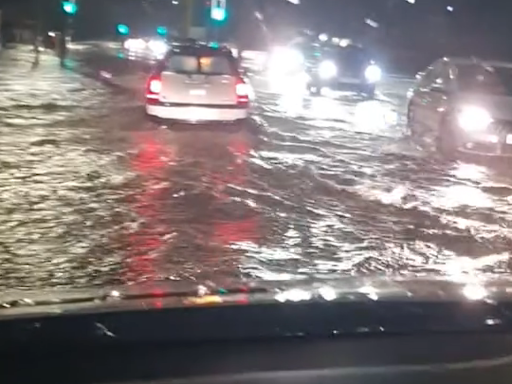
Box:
xmin=165 ymin=53 xmax=235 ymax=75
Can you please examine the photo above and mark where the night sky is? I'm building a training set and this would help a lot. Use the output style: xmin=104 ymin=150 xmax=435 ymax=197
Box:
xmin=1 ymin=0 xmax=511 ymax=59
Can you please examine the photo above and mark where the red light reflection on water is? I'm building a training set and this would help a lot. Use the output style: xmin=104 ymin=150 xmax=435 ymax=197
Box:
xmin=121 ymin=130 xmax=261 ymax=290
xmin=213 ymin=134 xmax=260 ymax=245
xmin=124 ymin=132 xmax=174 ymax=285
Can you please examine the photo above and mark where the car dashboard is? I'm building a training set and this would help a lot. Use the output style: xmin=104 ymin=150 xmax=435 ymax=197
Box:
xmin=5 ymin=333 xmax=512 ymax=384
xmin=4 ymin=296 xmax=512 ymax=384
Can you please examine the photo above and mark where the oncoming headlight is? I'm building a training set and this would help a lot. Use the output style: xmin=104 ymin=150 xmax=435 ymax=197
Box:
xmin=147 ymin=40 xmax=168 ymax=55
xmin=365 ymin=64 xmax=382 ymax=83
xmin=124 ymin=38 xmax=146 ymax=50
xmin=457 ymin=106 xmax=493 ymax=132
xmin=318 ymin=60 xmax=337 ymax=79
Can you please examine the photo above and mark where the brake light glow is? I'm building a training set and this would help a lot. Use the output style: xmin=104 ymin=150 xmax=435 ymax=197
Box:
xmin=146 ymin=76 xmax=162 ymax=99
xmin=236 ymin=78 xmax=250 ymax=104
xmin=149 ymin=79 xmax=162 ymax=94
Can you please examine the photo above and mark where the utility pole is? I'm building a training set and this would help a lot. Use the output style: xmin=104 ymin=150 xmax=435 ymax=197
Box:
xmin=33 ymin=0 xmax=42 ymax=63
xmin=184 ymin=0 xmax=193 ymax=37
xmin=60 ymin=0 xmax=77 ymax=64
xmin=0 ymin=9 xmax=3 ymax=49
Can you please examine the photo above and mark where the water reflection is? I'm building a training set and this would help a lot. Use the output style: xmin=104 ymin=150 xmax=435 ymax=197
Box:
xmin=433 ymin=185 xmax=494 ymax=209
xmin=354 ymin=101 xmax=398 ymax=132
xmin=272 ymin=86 xmax=398 ymax=135
xmin=214 ymin=136 xmax=260 ymax=246
xmin=268 ymin=72 xmax=309 ymax=96
xmin=124 ymin=131 xmax=174 ymax=284
xmin=122 ymin=128 xmax=260 ymax=285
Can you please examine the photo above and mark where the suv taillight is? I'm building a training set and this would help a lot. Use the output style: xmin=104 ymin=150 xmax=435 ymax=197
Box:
xmin=236 ymin=77 xmax=250 ymax=105
xmin=146 ymin=75 xmax=162 ymax=99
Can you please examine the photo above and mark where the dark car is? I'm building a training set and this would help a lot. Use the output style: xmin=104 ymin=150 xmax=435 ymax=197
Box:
xmin=407 ymin=57 xmax=512 ymax=157
xmin=306 ymin=44 xmax=381 ymax=98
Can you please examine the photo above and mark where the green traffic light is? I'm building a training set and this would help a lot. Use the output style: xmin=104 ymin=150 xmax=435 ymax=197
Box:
xmin=211 ymin=7 xmax=226 ymax=21
xmin=156 ymin=26 xmax=168 ymax=36
xmin=62 ymin=1 xmax=77 ymax=14
xmin=117 ymin=24 xmax=130 ymax=35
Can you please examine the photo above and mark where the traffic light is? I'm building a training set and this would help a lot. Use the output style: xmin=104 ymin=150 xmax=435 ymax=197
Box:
xmin=62 ymin=1 xmax=77 ymax=15
xmin=117 ymin=24 xmax=130 ymax=35
xmin=156 ymin=26 xmax=168 ymax=36
xmin=211 ymin=0 xmax=227 ymax=21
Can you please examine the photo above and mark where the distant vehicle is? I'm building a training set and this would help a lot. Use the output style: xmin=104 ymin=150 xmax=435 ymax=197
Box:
xmin=407 ymin=58 xmax=512 ymax=156
xmin=145 ymin=43 xmax=252 ymax=123
xmin=306 ymin=44 xmax=381 ymax=98
xmin=123 ymin=37 xmax=169 ymax=60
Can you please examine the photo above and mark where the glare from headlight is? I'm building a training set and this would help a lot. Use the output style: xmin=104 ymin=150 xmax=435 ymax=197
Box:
xmin=148 ymin=40 xmax=168 ymax=54
xmin=365 ymin=64 xmax=382 ymax=83
xmin=124 ymin=38 xmax=146 ymax=50
xmin=147 ymin=39 xmax=168 ymax=58
xmin=268 ymin=47 xmax=304 ymax=73
xmin=318 ymin=60 xmax=337 ymax=79
xmin=457 ymin=106 xmax=493 ymax=132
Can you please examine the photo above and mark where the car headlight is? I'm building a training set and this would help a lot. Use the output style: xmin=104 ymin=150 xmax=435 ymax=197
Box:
xmin=457 ymin=106 xmax=493 ymax=132
xmin=365 ymin=64 xmax=382 ymax=83
xmin=124 ymin=38 xmax=146 ymax=50
xmin=318 ymin=60 xmax=337 ymax=79
xmin=147 ymin=40 xmax=168 ymax=56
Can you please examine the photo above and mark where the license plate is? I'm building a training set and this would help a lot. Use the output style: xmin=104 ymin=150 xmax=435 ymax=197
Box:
xmin=189 ymin=89 xmax=206 ymax=96
xmin=506 ymin=135 xmax=512 ymax=144
xmin=338 ymin=78 xmax=360 ymax=84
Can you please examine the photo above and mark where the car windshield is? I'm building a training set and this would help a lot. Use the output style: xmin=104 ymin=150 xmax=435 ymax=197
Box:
xmin=457 ymin=64 xmax=512 ymax=96
xmin=2 ymin=0 xmax=512 ymax=332
xmin=327 ymin=46 xmax=370 ymax=66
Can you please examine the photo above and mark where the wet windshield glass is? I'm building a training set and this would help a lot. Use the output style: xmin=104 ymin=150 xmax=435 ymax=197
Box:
xmin=2 ymin=0 xmax=512 ymax=319
xmin=457 ymin=65 xmax=512 ymax=96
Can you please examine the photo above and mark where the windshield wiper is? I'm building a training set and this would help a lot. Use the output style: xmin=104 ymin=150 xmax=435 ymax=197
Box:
xmin=0 ymin=285 xmax=271 ymax=310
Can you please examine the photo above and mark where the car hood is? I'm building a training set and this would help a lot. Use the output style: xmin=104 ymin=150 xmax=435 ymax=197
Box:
xmin=1 ymin=273 xmax=511 ymax=318
xmin=456 ymin=92 xmax=512 ymax=121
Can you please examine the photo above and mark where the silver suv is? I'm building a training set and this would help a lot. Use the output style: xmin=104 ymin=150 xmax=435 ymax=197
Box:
xmin=145 ymin=44 xmax=252 ymax=123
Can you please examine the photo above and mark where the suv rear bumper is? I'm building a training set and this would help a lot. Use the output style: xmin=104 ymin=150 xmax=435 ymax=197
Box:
xmin=146 ymin=103 xmax=249 ymax=122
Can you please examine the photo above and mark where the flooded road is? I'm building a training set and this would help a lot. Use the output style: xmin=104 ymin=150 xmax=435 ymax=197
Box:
xmin=1 ymin=46 xmax=511 ymax=293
